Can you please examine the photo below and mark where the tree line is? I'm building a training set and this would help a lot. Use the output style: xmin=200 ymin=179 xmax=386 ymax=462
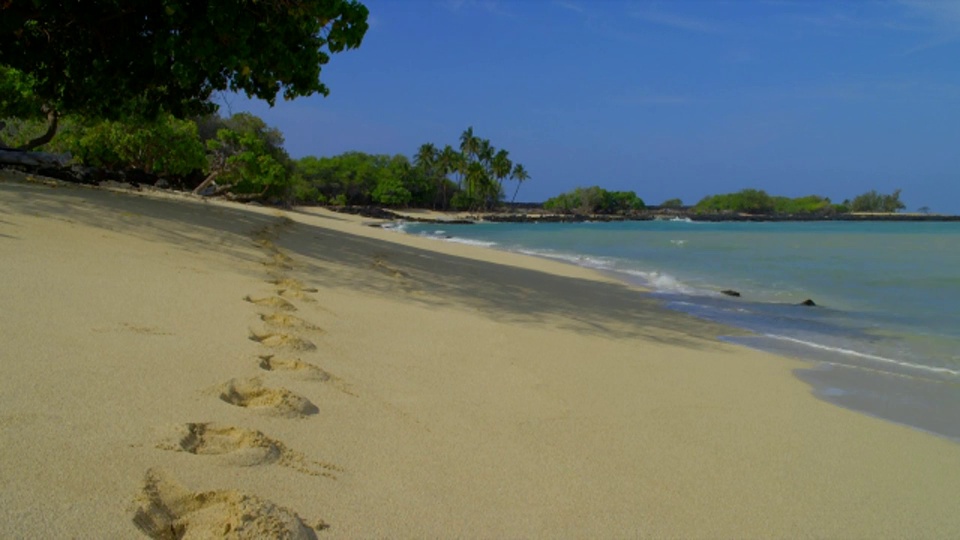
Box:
xmin=1 ymin=2 xmax=536 ymax=211
xmin=688 ymin=188 xmax=905 ymax=215
xmin=1 ymin=4 xmax=919 ymax=217
xmin=1 ymin=112 xmax=532 ymax=210
xmin=542 ymin=187 xmax=908 ymax=216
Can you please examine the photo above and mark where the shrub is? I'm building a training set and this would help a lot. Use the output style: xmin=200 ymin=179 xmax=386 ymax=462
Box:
xmin=694 ymin=189 xmax=774 ymax=214
xmin=661 ymin=198 xmax=683 ymax=208
xmin=372 ymin=177 xmax=412 ymax=207
xmin=544 ymin=186 xmax=645 ymax=214
xmin=849 ymin=189 xmax=905 ymax=213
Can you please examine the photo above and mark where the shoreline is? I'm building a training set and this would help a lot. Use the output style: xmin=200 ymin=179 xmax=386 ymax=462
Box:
xmin=339 ymin=204 xmax=960 ymax=223
xmin=3 ymin=171 xmax=960 ymax=537
xmin=394 ymin=217 xmax=960 ymax=443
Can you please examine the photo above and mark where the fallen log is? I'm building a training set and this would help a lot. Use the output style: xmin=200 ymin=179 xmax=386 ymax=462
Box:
xmin=0 ymin=149 xmax=72 ymax=168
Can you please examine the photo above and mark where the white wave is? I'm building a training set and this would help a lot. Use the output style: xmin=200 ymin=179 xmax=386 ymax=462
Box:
xmin=443 ymin=237 xmax=498 ymax=247
xmin=381 ymin=221 xmax=408 ymax=233
xmin=516 ymin=249 xmax=616 ymax=270
xmin=619 ymin=269 xmax=696 ymax=294
xmin=762 ymin=334 xmax=960 ymax=378
xmin=670 ymin=239 xmax=687 ymax=246
xmin=669 ymin=217 xmax=693 ymax=223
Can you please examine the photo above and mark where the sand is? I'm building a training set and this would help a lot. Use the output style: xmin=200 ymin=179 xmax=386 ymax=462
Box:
xmin=2 ymin=170 xmax=960 ymax=538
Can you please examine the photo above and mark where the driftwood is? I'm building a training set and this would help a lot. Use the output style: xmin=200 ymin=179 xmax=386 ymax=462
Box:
xmin=0 ymin=149 xmax=72 ymax=168
xmin=191 ymin=171 xmax=219 ymax=195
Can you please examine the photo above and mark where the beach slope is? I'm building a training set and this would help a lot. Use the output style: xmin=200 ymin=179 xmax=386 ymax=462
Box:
xmin=2 ymin=172 xmax=959 ymax=538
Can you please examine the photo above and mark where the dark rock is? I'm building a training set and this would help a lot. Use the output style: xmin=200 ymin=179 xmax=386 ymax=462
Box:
xmin=799 ymin=299 xmax=817 ymax=306
xmin=721 ymin=289 xmax=741 ymax=297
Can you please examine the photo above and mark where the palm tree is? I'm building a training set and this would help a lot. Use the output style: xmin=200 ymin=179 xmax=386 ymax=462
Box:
xmin=440 ymin=144 xmax=464 ymax=189
xmin=491 ymin=149 xmax=512 ymax=205
xmin=510 ymin=163 xmax=529 ymax=203
xmin=459 ymin=126 xmax=480 ymax=162
xmin=415 ymin=143 xmax=440 ymax=208
xmin=477 ymin=138 xmax=494 ymax=167
xmin=415 ymin=142 xmax=437 ymax=170
xmin=465 ymin=160 xmax=494 ymax=208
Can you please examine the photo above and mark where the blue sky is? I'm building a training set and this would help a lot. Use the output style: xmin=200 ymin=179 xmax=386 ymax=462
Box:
xmin=232 ymin=0 xmax=960 ymax=212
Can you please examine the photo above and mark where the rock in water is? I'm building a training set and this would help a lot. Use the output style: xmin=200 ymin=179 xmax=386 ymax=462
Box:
xmin=721 ymin=289 xmax=741 ymax=297
xmin=799 ymin=299 xmax=817 ymax=306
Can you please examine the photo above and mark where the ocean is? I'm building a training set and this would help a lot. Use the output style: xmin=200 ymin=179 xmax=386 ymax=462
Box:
xmin=395 ymin=219 xmax=960 ymax=441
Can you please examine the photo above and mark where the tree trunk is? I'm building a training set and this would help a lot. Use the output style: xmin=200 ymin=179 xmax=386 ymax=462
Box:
xmin=512 ymin=181 xmax=522 ymax=203
xmin=191 ymin=171 xmax=220 ymax=195
xmin=17 ymin=108 xmax=60 ymax=151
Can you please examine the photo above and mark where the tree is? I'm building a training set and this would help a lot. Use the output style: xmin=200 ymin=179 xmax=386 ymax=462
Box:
xmin=490 ymin=149 xmax=512 ymax=203
xmin=510 ymin=163 xmax=530 ymax=203
xmin=67 ymin=115 xmax=206 ymax=176
xmin=849 ymin=189 xmax=905 ymax=213
xmin=661 ymin=198 xmax=683 ymax=209
xmin=694 ymin=189 xmax=775 ymax=214
xmin=0 ymin=0 xmax=369 ymax=148
xmin=459 ymin=126 xmax=480 ymax=162
xmin=415 ymin=143 xmax=443 ymax=208
xmin=0 ymin=66 xmax=49 ymax=149
xmin=372 ymin=177 xmax=412 ymax=207
xmin=195 ymin=113 xmax=293 ymax=199
xmin=543 ymin=186 xmax=644 ymax=215
xmin=439 ymin=144 xmax=463 ymax=192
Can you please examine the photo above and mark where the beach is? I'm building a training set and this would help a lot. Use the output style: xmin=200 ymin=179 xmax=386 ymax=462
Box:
xmin=2 ymin=171 xmax=960 ymax=538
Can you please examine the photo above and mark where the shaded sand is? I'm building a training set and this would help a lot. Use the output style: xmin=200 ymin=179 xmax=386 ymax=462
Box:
xmin=3 ymin=170 xmax=960 ymax=537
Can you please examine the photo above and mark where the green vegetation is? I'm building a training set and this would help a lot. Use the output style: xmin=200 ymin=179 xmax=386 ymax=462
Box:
xmin=694 ymin=189 xmax=776 ymax=214
xmin=693 ymin=189 xmax=843 ymax=215
xmin=689 ymin=189 xmax=908 ymax=215
xmin=0 ymin=1 xmax=369 ymax=148
xmin=0 ymin=5 xmax=919 ymax=217
xmin=660 ymin=198 xmax=683 ymax=209
xmin=544 ymin=186 xmax=645 ymax=215
xmin=291 ymin=127 xmax=531 ymax=210
xmin=847 ymin=189 xmax=905 ymax=213
xmin=2 ymin=5 xmax=534 ymax=210
xmin=296 ymin=152 xmax=425 ymax=206
xmin=60 ymin=115 xmax=206 ymax=177
xmin=197 ymin=113 xmax=294 ymax=198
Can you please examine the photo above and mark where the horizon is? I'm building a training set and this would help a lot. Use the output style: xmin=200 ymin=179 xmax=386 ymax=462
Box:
xmin=231 ymin=0 xmax=960 ymax=213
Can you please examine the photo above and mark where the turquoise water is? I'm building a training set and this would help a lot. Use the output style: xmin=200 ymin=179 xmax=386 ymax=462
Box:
xmin=398 ymin=219 xmax=960 ymax=438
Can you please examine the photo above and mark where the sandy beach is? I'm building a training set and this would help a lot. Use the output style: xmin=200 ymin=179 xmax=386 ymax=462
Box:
xmin=2 ymin=170 xmax=960 ymax=538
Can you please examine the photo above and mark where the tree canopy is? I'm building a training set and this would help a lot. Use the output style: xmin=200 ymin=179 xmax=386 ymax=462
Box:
xmin=0 ymin=0 xmax=368 ymax=125
xmin=848 ymin=189 xmax=905 ymax=213
xmin=544 ymin=186 xmax=645 ymax=215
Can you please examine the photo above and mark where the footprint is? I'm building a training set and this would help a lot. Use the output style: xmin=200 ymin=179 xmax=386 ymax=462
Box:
xmin=262 ymin=252 xmax=296 ymax=270
xmin=243 ymin=295 xmax=297 ymax=312
xmin=217 ymin=378 xmax=318 ymax=418
xmin=131 ymin=468 xmax=326 ymax=539
xmin=267 ymin=278 xmax=318 ymax=293
xmin=252 ymin=237 xmax=276 ymax=249
xmin=157 ymin=423 xmax=341 ymax=477
xmin=258 ymin=355 xmax=331 ymax=382
xmin=258 ymin=313 xmax=322 ymax=332
xmin=249 ymin=330 xmax=316 ymax=351
xmin=259 ymin=356 xmax=357 ymax=397
xmin=276 ymin=288 xmax=317 ymax=302
xmin=372 ymin=256 xmax=409 ymax=279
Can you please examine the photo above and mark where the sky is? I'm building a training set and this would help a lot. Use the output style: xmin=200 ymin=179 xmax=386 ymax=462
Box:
xmin=231 ymin=0 xmax=960 ymax=212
